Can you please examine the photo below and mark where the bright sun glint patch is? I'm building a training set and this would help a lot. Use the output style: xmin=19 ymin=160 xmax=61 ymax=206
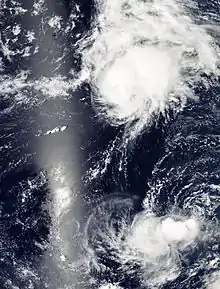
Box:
xmin=81 ymin=0 xmax=220 ymax=138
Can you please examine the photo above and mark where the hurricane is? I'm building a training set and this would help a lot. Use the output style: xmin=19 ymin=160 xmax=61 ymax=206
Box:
xmin=81 ymin=0 xmax=220 ymax=139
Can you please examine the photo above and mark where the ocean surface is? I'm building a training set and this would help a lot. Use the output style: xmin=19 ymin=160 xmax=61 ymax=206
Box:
xmin=0 ymin=0 xmax=220 ymax=288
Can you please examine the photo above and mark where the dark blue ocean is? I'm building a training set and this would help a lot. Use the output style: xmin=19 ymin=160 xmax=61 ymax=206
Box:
xmin=0 ymin=0 xmax=220 ymax=288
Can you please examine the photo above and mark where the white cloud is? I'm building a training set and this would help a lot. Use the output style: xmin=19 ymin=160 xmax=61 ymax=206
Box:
xmin=81 ymin=0 xmax=220 ymax=139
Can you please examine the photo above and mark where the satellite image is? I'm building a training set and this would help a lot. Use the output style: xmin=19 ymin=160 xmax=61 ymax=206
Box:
xmin=0 ymin=0 xmax=220 ymax=288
